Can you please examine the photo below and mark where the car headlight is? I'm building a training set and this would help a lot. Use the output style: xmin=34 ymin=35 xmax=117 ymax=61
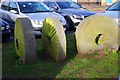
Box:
xmin=1 ymin=27 xmax=5 ymax=30
xmin=72 ymin=15 xmax=84 ymax=20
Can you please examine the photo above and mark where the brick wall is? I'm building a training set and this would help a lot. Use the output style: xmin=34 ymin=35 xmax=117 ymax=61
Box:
xmin=77 ymin=0 xmax=98 ymax=4
xmin=101 ymin=0 xmax=117 ymax=6
xmin=77 ymin=0 xmax=117 ymax=5
xmin=77 ymin=0 xmax=97 ymax=2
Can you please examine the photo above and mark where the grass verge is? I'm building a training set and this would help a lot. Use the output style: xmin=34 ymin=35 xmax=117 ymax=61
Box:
xmin=2 ymin=34 xmax=119 ymax=78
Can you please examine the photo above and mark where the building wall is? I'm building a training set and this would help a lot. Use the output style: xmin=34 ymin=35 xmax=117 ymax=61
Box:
xmin=77 ymin=0 xmax=99 ymax=4
xmin=77 ymin=0 xmax=97 ymax=3
xmin=77 ymin=0 xmax=117 ymax=5
xmin=101 ymin=0 xmax=117 ymax=6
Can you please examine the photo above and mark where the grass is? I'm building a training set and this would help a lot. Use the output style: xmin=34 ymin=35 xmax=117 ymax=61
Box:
xmin=2 ymin=34 xmax=119 ymax=78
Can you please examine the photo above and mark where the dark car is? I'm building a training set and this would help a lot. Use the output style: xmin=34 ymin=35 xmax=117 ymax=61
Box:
xmin=43 ymin=0 xmax=96 ymax=30
xmin=100 ymin=1 xmax=120 ymax=26
xmin=0 ymin=19 xmax=11 ymax=43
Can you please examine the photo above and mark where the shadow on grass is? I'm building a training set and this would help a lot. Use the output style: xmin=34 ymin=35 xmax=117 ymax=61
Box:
xmin=2 ymin=34 xmax=77 ymax=78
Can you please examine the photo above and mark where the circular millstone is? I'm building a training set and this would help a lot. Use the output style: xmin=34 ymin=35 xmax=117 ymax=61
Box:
xmin=76 ymin=15 xmax=119 ymax=54
xmin=14 ymin=18 xmax=37 ymax=64
xmin=42 ymin=16 xmax=66 ymax=62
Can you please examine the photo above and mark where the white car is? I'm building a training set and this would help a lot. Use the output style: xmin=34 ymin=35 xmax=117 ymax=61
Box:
xmin=0 ymin=0 xmax=67 ymax=36
xmin=100 ymin=1 xmax=120 ymax=26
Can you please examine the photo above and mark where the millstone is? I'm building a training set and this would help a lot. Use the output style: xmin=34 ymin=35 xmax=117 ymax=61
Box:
xmin=76 ymin=15 xmax=119 ymax=54
xmin=14 ymin=18 xmax=37 ymax=64
xmin=42 ymin=16 xmax=66 ymax=62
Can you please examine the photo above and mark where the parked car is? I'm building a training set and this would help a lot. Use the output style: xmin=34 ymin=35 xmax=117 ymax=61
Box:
xmin=99 ymin=1 xmax=120 ymax=26
xmin=0 ymin=0 xmax=67 ymax=36
xmin=0 ymin=18 xmax=11 ymax=43
xmin=42 ymin=0 xmax=96 ymax=30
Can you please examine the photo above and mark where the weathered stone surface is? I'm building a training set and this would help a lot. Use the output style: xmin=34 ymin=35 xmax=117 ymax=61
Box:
xmin=76 ymin=15 xmax=119 ymax=54
xmin=42 ymin=16 xmax=66 ymax=62
xmin=14 ymin=18 xmax=37 ymax=64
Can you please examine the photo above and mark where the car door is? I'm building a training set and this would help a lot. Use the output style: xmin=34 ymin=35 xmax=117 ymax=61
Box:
xmin=8 ymin=2 xmax=19 ymax=22
xmin=0 ymin=1 xmax=10 ymax=20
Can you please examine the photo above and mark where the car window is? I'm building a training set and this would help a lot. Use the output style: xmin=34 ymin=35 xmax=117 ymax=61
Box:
xmin=49 ymin=2 xmax=57 ymax=8
xmin=56 ymin=1 xmax=81 ymax=9
xmin=1 ymin=1 xmax=9 ymax=10
xmin=43 ymin=2 xmax=49 ymax=6
xmin=44 ymin=2 xmax=57 ymax=7
xmin=9 ymin=2 xmax=18 ymax=12
xmin=18 ymin=2 xmax=50 ymax=13
xmin=107 ymin=1 xmax=120 ymax=11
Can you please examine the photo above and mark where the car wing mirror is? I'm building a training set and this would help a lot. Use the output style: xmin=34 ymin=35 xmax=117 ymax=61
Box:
xmin=10 ymin=10 xmax=18 ymax=14
xmin=51 ymin=6 xmax=58 ymax=10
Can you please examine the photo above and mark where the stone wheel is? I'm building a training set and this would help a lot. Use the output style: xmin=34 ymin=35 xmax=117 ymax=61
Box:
xmin=14 ymin=18 xmax=37 ymax=64
xmin=76 ymin=15 xmax=119 ymax=54
xmin=42 ymin=16 xmax=66 ymax=62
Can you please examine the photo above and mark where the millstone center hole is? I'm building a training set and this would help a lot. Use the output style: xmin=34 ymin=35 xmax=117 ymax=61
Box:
xmin=16 ymin=39 xmax=19 ymax=50
xmin=95 ymin=34 xmax=102 ymax=45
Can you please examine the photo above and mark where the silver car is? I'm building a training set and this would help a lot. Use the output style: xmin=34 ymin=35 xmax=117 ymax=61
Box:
xmin=0 ymin=0 xmax=67 ymax=36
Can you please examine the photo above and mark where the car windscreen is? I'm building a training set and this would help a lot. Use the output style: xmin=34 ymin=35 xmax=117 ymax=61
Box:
xmin=107 ymin=2 xmax=120 ymax=11
xmin=18 ymin=2 xmax=50 ymax=13
xmin=56 ymin=1 xmax=81 ymax=9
